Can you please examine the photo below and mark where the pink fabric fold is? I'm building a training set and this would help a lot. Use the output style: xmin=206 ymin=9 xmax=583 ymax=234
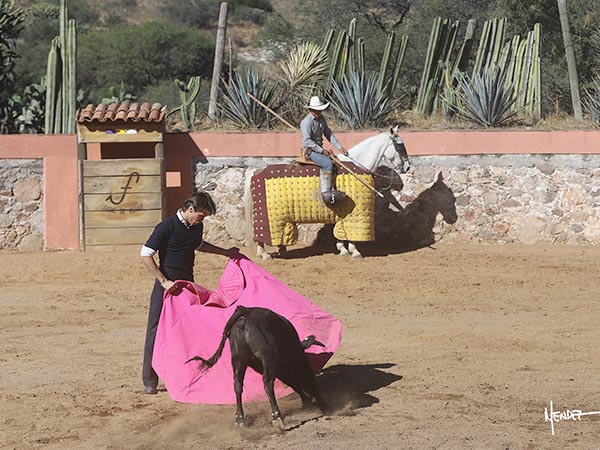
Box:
xmin=152 ymin=255 xmax=343 ymax=404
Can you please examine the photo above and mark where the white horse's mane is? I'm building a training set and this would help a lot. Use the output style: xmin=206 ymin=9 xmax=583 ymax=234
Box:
xmin=338 ymin=131 xmax=393 ymax=172
xmin=348 ymin=132 xmax=388 ymax=153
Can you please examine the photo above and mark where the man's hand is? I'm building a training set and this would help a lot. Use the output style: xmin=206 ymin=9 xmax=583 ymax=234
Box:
xmin=160 ymin=279 xmax=177 ymax=293
xmin=339 ymin=147 xmax=348 ymax=156
xmin=322 ymin=148 xmax=333 ymax=157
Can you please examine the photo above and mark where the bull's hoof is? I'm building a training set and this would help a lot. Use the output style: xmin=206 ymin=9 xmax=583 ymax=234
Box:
xmin=234 ymin=414 xmax=246 ymax=429
xmin=272 ymin=417 xmax=285 ymax=433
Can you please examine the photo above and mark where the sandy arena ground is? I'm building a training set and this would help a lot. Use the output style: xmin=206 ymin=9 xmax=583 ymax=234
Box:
xmin=2 ymin=242 xmax=600 ymax=449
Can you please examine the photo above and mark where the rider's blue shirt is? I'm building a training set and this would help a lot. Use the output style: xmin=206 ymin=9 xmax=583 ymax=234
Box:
xmin=300 ymin=113 xmax=342 ymax=154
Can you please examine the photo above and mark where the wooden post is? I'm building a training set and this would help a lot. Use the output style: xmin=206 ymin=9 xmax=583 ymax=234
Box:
xmin=557 ymin=0 xmax=583 ymax=119
xmin=77 ymin=142 xmax=86 ymax=250
xmin=154 ymin=142 xmax=164 ymax=159
xmin=208 ymin=2 xmax=228 ymax=121
xmin=77 ymin=142 xmax=87 ymax=160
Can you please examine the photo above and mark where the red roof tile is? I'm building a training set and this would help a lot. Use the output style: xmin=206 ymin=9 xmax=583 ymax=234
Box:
xmin=77 ymin=102 xmax=167 ymax=123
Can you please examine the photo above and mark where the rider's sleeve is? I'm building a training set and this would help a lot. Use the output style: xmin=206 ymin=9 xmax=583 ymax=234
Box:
xmin=323 ymin=120 xmax=343 ymax=151
xmin=300 ymin=117 xmax=323 ymax=153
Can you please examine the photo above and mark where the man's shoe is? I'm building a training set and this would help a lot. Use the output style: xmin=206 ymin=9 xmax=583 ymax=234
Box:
xmin=144 ymin=385 xmax=158 ymax=394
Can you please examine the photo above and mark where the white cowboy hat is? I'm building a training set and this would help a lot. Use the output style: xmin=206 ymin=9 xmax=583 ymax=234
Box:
xmin=304 ymin=96 xmax=329 ymax=111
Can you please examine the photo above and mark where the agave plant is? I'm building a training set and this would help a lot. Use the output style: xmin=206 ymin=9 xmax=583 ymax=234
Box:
xmin=219 ymin=68 xmax=278 ymax=129
xmin=591 ymin=27 xmax=600 ymax=68
xmin=447 ymin=66 xmax=523 ymax=128
xmin=327 ymin=71 xmax=400 ymax=129
xmin=278 ymin=41 xmax=329 ymax=122
xmin=583 ymin=77 xmax=600 ymax=127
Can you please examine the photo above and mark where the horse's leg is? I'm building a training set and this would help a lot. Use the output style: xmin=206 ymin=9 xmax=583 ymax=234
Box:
xmin=277 ymin=245 xmax=287 ymax=258
xmin=256 ymin=242 xmax=272 ymax=260
xmin=347 ymin=242 xmax=363 ymax=258
xmin=336 ymin=241 xmax=350 ymax=256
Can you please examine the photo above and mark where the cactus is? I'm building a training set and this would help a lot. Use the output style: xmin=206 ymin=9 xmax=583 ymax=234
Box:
xmin=473 ymin=18 xmax=507 ymax=75
xmin=323 ymin=19 xmax=407 ymax=98
xmin=44 ymin=0 xmax=76 ymax=134
xmin=8 ymin=79 xmax=46 ymax=133
xmin=423 ymin=16 xmax=540 ymax=122
xmin=472 ymin=19 xmax=541 ymax=122
xmin=171 ymin=76 xmax=201 ymax=131
xmin=377 ymin=31 xmax=395 ymax=95
xmin=389 ymin=34 xmax=408 ymax=97
xmin=416 ymin=17 xmax=460 ymax=115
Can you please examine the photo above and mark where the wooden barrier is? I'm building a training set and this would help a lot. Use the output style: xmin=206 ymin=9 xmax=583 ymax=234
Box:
xmin=80 ymin=158 xmax=164 ymax=251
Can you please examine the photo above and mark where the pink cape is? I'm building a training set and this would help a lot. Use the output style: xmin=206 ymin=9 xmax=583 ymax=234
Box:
xmin=152 ymin=255 xmax=343 ymax=404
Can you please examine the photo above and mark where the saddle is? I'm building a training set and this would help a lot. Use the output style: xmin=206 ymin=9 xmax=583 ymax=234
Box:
xmin=294 ymin=147 xmax=320 ymax=166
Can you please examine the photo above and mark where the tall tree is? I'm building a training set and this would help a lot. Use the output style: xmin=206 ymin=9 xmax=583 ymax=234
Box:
xmin=346 ymin=0 xmax=411 ymax=33
xmin=557 ymin=0 xmax=582 ymax=118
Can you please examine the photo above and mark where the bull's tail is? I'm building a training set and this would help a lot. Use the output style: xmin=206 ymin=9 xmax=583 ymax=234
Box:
xmin=185 ymin=306 xmax=249 ymax=368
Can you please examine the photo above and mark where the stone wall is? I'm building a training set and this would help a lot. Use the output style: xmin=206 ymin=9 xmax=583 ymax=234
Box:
xmin=0 ymin=159 xmax=44 ymax=250
xmin=2 ymin=152 xmax=597 ymax=252
xmin=194 ymin=154 xmax=600 ymax=248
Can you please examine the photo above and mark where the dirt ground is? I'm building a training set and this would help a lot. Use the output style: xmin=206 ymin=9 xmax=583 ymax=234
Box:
xmin=2 ymin=242 xmax=600 ymax=450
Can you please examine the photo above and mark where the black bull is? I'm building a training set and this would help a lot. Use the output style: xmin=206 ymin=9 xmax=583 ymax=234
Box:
xmin=186 ymin=306 xmax=331 ymax=431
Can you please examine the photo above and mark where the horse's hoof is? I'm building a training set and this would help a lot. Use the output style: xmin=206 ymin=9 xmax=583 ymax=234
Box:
xmin=261 ymin=253 xmax=272 ymax=260
xmin=336 ymin=242 xmax=350 ymax=256
xmin=351 ymin=252 xmax=363 ymax=259
xmin=272 ymin=418 xmax=285 ymax=433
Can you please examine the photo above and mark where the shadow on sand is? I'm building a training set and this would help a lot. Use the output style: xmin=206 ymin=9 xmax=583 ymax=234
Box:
xmin=317 ymin=363 xmax=403 ymax=411
xmin=275 ymin=172 xmax=457 ymax=259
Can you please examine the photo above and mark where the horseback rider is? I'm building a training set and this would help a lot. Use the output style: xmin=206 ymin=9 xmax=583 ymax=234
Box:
xmin=300 ymin=96 xmax=348 ymax=205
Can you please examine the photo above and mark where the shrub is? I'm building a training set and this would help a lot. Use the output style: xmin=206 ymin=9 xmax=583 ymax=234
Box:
xmin=78 ymin=21 xmax=214 ymax=102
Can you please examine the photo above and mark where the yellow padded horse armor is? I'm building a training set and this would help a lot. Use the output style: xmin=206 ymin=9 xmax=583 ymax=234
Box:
xmin=251 ymin=164 xmax=375 ymax=246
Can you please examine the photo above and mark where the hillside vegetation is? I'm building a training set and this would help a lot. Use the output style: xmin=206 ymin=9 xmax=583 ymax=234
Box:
xmin=3 ymin=0 xmax=600 ymax=132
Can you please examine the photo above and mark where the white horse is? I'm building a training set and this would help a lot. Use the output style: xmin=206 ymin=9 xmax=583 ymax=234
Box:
xmin=249 ymin=127 xmax=410 ymax=259
xmin=338 ymin=126 xmax=410 ymax=175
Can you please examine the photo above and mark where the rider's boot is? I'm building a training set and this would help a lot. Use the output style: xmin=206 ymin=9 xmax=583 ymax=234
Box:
xmin=320 ymin=170 xmax=347 ymax=206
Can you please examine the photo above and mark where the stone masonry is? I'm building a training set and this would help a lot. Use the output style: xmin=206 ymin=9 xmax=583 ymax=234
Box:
xmin=0 ymin=160 xmax=44 ymax=250
xmin=2 ymin=153 xmax=598 ymax=252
